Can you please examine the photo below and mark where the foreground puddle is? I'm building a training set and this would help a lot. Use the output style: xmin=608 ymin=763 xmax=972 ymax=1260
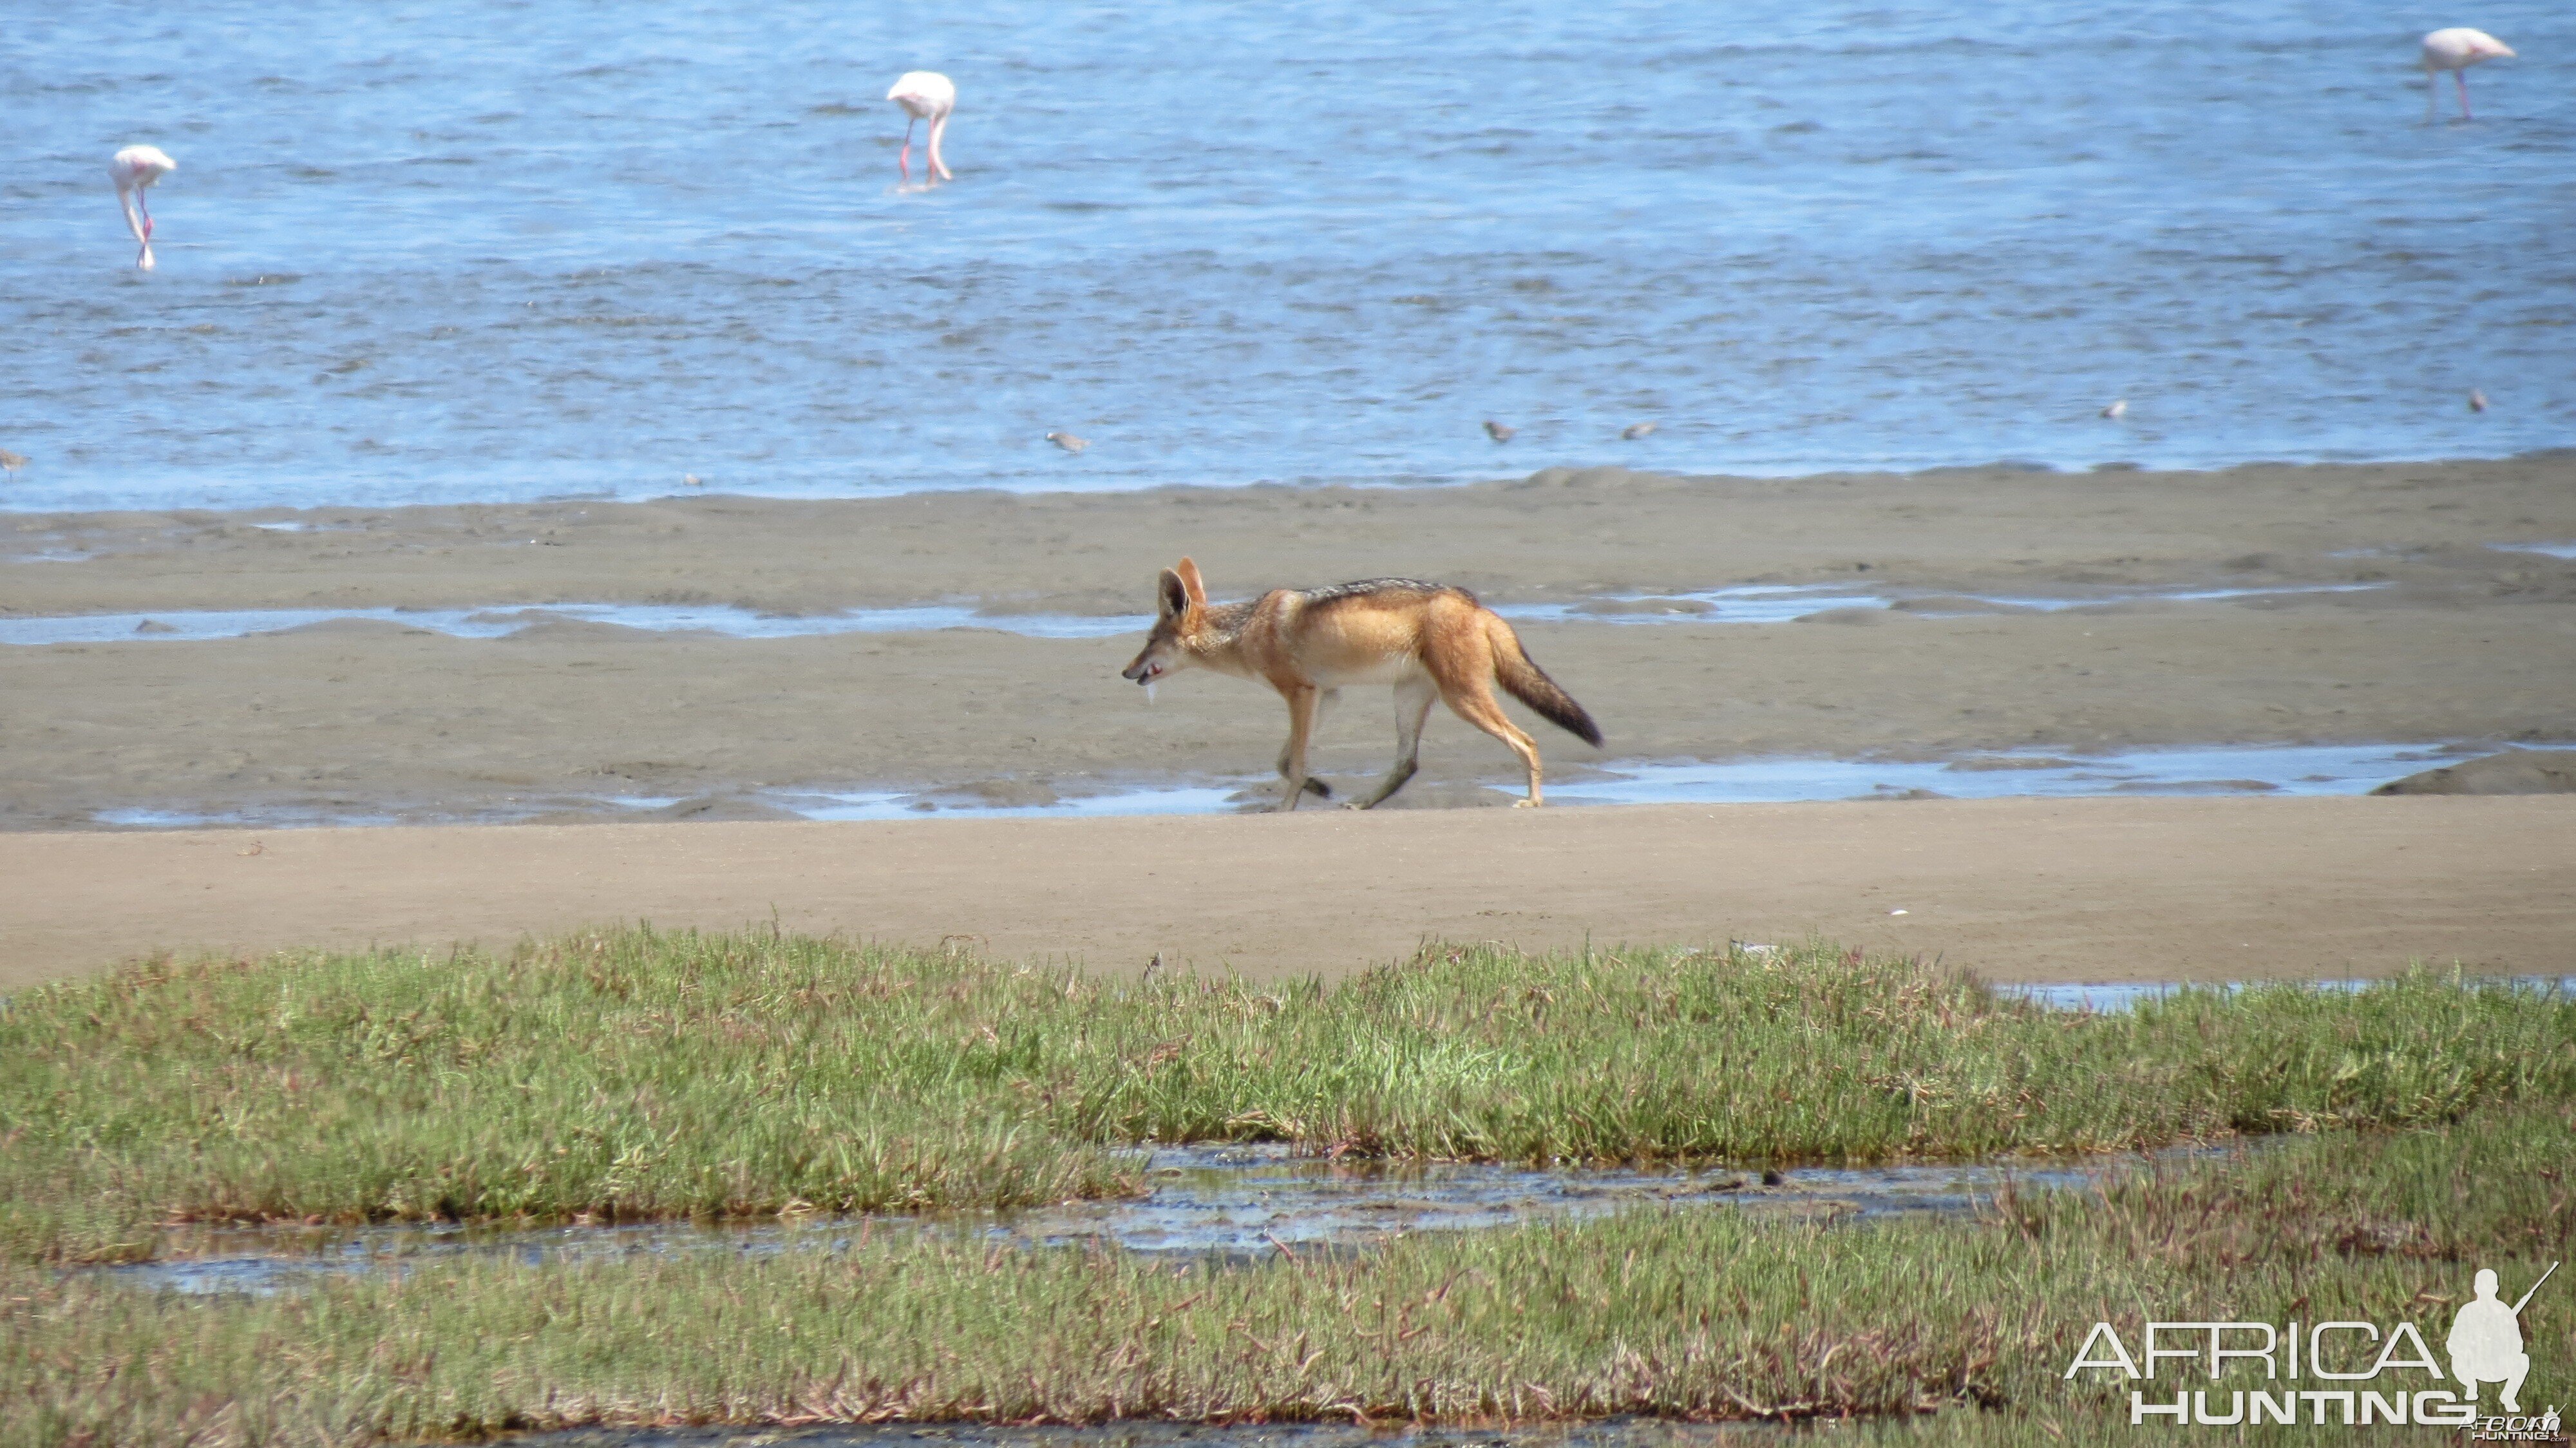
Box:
xmin=1998 ymin=975 xmax=2573 ymax=1014
xmin=775 ymin=785 xmax=1249 ymax=822
xmin=105 ymin=1143 xmax=2144 ymax=1297
xmin=84 ymin=741 xmax=2533 ymax=830
xmin=533 ymin=1420 xmax=1771 ymax=1448
xmin=4 ymin=582 xmax=2385 ymax=648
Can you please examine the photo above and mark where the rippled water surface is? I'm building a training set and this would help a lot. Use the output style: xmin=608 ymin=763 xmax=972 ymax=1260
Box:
xmin=107 ymin=1141 xmax=2143 ymax=1296
xmin=6 ymin=0 xmax=2571 ymax=513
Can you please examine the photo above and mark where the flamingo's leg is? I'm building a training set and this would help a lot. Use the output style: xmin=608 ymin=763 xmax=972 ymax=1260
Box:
xmin=2426 ymin=73 xmax=2439 ymax=122
xmin=898 ymin=117 xmax=916 ymax=180
xmin=2457 ymin=71 xmax=2472 ymax=120
xmin=118 ymin=189 xmax=153 ymax=269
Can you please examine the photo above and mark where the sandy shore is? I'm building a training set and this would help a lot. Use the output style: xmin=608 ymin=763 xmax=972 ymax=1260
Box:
xmin=5 ymin=457 xmax=2571 ymax=983
xmin=4 ymin=457 xmax=2573 ymax=828
xmin=5 ymin=796 xmax=2569 ymax=991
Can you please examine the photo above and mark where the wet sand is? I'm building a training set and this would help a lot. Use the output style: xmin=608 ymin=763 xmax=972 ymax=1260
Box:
xmin=5 ymin=457 xmax=2574 ymax=829
xmin=6 ymin=795 xmax=2570 ymax=991
xmin=4 ymin=457 xmax=2571 ymax=984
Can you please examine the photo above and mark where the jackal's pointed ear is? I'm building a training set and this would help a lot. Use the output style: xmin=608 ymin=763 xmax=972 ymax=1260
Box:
xmin=1174 ymin=557 xmax=1208 ymax=609
xmin=1157 ymin=568 xmax=1189 ymax=621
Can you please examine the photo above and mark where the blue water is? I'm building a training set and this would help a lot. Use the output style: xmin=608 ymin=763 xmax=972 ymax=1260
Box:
xmin=5 ymin=0 xmax=2571 ymax=514
xmin=0 ymin=602 xmax=1151 ymax=645
xmin=0 ymin=577 xmax=2391 ymax=639
xmin=0 ymin=581 xmax=2392 ymax=644
xmin=1544 ymin=741 xmax=2481 ymax=805
xmin=86 ymin=741 xmax=2539 ymax=830
xmin=106 ymin=1141 xmax=2128 ymax=1296
xmin=1999 ymin=976 xmax=2576 ymax=1013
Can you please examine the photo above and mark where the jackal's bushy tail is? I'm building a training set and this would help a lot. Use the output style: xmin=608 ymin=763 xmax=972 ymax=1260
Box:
xmin=1486 ymin=616 xmax=1603 ymax=747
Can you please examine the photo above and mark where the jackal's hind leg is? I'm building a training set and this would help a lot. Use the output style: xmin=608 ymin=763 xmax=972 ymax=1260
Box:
xmin=1350 ymin=674 xmax=1437 ymax=809
xmin=1434 ymin=674 xmax=1546 ymax=806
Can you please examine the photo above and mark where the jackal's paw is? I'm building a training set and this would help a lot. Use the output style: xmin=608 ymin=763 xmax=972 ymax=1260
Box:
xmin=1303 ymin=777 xmax=1332 ymax=798
xmin=1512 ymin=798 xmax=1541 ymax=808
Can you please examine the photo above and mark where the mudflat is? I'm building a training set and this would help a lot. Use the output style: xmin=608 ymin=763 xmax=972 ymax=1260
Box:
xmin=5 ymin=795 xmax=2570 ymax=990
xmin=4 ymin=457 xmax=2571 ymax=986
xmin=3 ymin=457 xmax=2573 ymax=828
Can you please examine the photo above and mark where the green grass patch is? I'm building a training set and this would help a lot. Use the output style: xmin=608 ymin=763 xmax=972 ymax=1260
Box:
xmin=3 ymin=931 xmax=2568 ymax=1264
xmin=7 ymin=1100 xmax=2568 ymax=1445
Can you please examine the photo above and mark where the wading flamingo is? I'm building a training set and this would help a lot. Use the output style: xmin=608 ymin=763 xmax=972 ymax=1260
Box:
xmin=886 ymin=71 xmax=955 ymax=182
xmin=2422 ymin=28 xmax=2514 ymax=120
xmin=110 ymin=145 xmax=176 ymax=270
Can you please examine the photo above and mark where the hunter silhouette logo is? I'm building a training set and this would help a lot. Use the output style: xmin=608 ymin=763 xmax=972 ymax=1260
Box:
xmin=2451 ymin=1262 xmax=2552 ymax=1413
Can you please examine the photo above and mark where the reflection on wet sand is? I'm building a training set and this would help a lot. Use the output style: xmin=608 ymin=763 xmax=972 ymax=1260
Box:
xmin=0 ymin=582 xmax=2388 ymax=647
xmin=86 ymin=741 xmax=2539 ymax=830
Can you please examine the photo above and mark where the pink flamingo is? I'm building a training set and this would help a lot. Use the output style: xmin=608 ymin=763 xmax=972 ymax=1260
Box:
xmin=886 ymin=71 xmax=956 ymax=182
xmin=2421 ymin=28 xmax=2514 ymax=120
xmin=109 ymin=145 xmax=176 ymax=270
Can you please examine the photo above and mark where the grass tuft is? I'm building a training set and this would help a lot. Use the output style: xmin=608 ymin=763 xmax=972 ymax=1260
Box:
xmin=5 ymin=1102 xmax=2566 ymax=1445
xmin=1 ymin=931 xmax=2567 ymax=1264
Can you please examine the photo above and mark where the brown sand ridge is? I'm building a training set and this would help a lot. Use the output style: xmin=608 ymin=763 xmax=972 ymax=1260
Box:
xmin=3 ymin=457 xmax=2571 ymax=983
xmin=4 ymin=797 xmax=2569 ymax=991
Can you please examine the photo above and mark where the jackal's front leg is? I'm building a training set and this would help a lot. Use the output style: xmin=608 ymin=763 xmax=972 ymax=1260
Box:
xmin=1274 ymin=745 xmax=1331 ymax=800
xmin=1276 ymin=685 xmax=1321 ymax=812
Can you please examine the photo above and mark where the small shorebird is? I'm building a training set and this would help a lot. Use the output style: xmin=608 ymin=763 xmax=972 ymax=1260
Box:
xmin=887 ymin=71 xmax=956 ymax=182
xmin=1045 ymin=431 xmax=1088 ymax=454
xmin=0 ymin=450 xmax=26 ymax=475
xmin=1620 ymin=421 xmax=1658 ymax=440
xmin=1482 ymin=419 xmax=1515 ymax=443
xmin=109 ymin=145 xmax=176 ymax=271
xmin=2099 ymin=399 xmax=2127 ymax=421
xmin=2469 ymin=389 xmax=2489 ymax=413
xmin=2421 ymin=28 xmax=2513 ymax=121
xmin=682 ymin=473 xmax=705 ymax=486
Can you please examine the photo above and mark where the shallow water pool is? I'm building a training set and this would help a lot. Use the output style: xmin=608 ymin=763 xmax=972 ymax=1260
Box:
xmin=82 ymin=741 xmax=2546 ymax=831
xmin=0 ymin=581 xmax=2385 ymax=647
xmin=104 ymin=1139 xmax=2163 ymax=1298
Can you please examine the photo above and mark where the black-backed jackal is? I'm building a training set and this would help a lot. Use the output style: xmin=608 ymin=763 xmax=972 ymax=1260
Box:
xmin=1119 ymin=558 xmax=1603 ymax=811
